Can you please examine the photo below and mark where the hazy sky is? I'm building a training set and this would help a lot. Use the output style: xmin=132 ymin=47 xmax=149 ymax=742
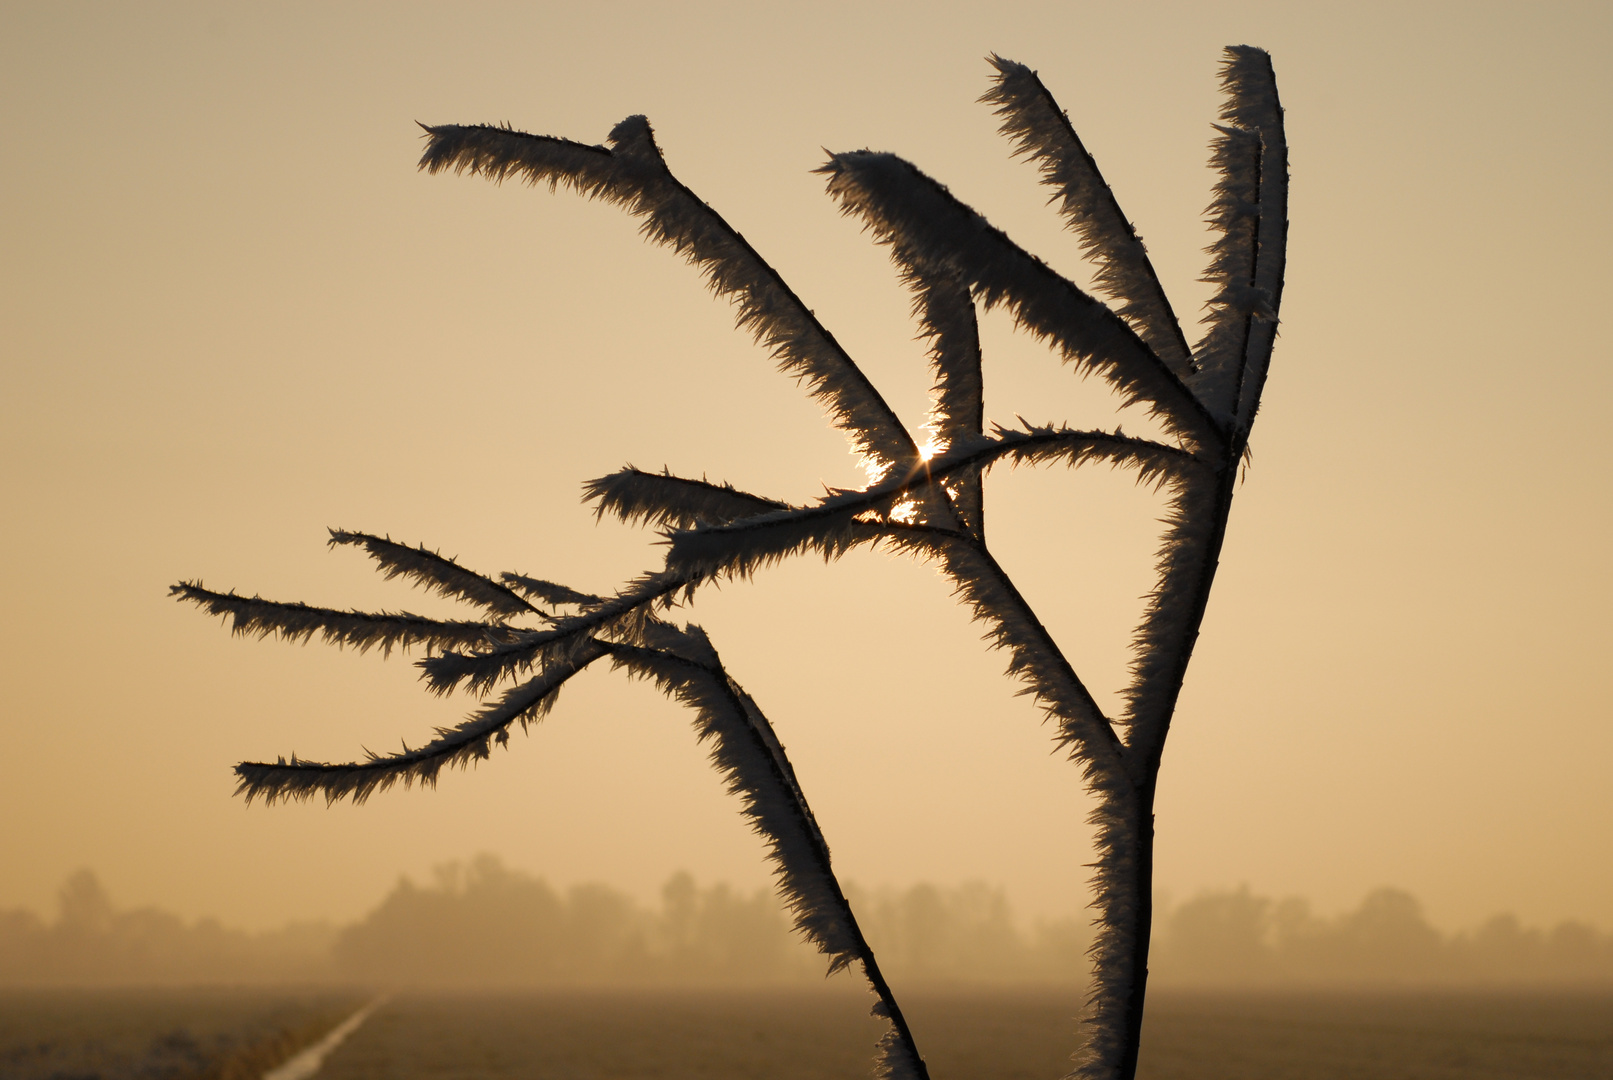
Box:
xmin=2 ymin=1 xmax=1609 ymax=935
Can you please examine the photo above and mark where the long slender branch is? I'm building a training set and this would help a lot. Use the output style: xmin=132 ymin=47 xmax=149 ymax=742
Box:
xmin=983 ymin=56 xmax=1196 ymax=381
xmin=233 ymin=641 xmax=609 ymax=805
xmin=419 ymin=119 xmax=926 ymax=472
xmin=603 ymin=628 xmax=928 ymax=1080
xmin=499 ymin=573 xmax=600 ymax=608
xmin=665 ymin=425 xmax=1198 ymax=580
xmin=170 ymin=582 xmax=527 ymax=657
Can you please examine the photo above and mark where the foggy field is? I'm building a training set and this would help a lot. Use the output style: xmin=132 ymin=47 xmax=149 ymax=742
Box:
xmin=311 ymin=988 xmax=1613 ymax=1080
xmin=0 ymin=988 xmax=362 ymax=1080
xmin=4 ymin=987 xmax=1608 ymax=1079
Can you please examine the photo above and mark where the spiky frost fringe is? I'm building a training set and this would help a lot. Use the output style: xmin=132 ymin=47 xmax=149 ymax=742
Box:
xmin=608 ymin=625 xmax=929 ymax=1078
xmin=420 ymin=119 xmax=921 ymax=470
xmin=664 ymin=425 xmax=1197 ymax=582
xmin=1222 ymin=46 xmax=1287 ymax=429
xmin=233 ymin=642 xmax=609 ymax=805
xmin=1072 ymin=793 xmax=1145 ymax=1080
xmin=584 ymin=468 xmax=790 ymax=530
xmin=608 ymin=627 xmax=863 ymax=968
xmin=1117 ymin=479 xmax=1224 ymax=773
xmin=420 ymin=570 xmax=697 ymax=695
xmin=818 ymin=152 xmax=1221 ymax=455
xmin=870 ymin=1003 xmax=928 ymax=1080
xmin=170 ymin=582 xmax=523 ymax=657
xmin=328 ymin=529 xmax=540 ymax=619
xmin=982 ymin=56 xmax=1194 ymax=381
xmin=879 ymin=530 xmax=1129 ymax=790
xmin=1189 ymin=123 xmax=1262 ymax=422
xmin=909 ymin=270 xmax=985 ymax=538
xmin=1191 ymin=47 xmax=1287 ymax=430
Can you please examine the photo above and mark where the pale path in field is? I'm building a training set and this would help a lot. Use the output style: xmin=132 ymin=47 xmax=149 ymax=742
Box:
xmin=263 ymin=996 xmax=389 ymax=1080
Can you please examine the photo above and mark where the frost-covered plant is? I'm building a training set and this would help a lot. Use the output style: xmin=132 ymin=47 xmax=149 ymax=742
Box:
xmin=175 ymin=47 xmax=1286 ymax=1080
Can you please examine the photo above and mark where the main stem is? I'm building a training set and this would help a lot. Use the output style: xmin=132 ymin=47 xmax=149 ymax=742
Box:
xmin=1115 ymin=793 xmax=1156 ymax=1080
xmin=1105 ymin=456 xmax=1242 ymax=1080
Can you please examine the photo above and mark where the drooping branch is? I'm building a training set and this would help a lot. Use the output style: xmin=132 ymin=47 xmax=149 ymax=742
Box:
xmin=233 ymin=602 xmax=930 ymax=1078
xmin=819 ymin=151 xmax=1225 ymax=455
xmin=233 ymin=641 xmax=610 ymax=805
xmin=170 ymin=582 xmax=525 ymax=657
xmin=873 ymin=526 xmax=1128 ymax=785
xmin=328 ymin=529 xmax=542 ymax=619
xmin=606 ymin=622 xmax=927 ymax=1080
xmin=420 ymin=117 xmax=926 ymax=473
xmin=983 ymin=56 xmax=1196 ymax=381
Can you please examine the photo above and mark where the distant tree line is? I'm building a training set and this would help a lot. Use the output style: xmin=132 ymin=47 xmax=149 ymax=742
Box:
xmin=1152 ymin=886 xmax=1613 ymax=985
xmin=3 ymin=861 xmax=1609 ymax=987
xmin=0 ymin=870 xmax=333 ymax=985
xmin=331 ymin=855 xmax=1087 ymax=986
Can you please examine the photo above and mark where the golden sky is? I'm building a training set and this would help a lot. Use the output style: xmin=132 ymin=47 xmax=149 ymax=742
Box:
xmin=2 ymin=0 xmax=1609 ymax=934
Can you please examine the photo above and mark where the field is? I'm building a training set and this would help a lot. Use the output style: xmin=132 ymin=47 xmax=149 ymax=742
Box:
xmin=4 ymin=987 xmax=1608 ymax=1080
xmin=0 ymin=988 xmax=363 ymax=1080
xmin=315 ymin=988 xmax=1613 ymax=1080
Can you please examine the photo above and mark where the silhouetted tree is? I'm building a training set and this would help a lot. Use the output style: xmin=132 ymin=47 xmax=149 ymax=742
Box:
xmin=175 ymin=47 xmax=1287 ymax=1080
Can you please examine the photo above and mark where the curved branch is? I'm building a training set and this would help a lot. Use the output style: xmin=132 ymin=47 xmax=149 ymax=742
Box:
xmin=607 ymin=625 xmax=928 ymax=1080
xmin=1190 ymin=47 xmax=1287 ymax=433
xmin=233 ymin=642 xmax=610 ymax=805
xmin=420 ymin=118 xmax=924 ymax=471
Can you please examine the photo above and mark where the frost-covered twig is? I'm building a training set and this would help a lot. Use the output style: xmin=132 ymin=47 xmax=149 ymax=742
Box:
xmin=420 ymin=117 xmax=924 ymax=472
xmin=328 ymin=529 xmax=542 ymax=619
xmin=982 ymin=56 xmax=1195 ymax=381
xmin=170 ymin=582 xmax=524 ymax=657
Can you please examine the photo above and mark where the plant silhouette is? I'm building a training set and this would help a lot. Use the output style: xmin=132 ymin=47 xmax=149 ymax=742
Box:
xmin=175 ymin=46 xmax=1286 ymax=1080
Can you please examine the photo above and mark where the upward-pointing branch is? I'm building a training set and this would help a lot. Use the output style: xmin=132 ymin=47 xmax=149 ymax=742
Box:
xmin=1191 ymin=46 xmax=1288 ymax=434
xmin=983 ymin=56 xmax=1196 ymax=382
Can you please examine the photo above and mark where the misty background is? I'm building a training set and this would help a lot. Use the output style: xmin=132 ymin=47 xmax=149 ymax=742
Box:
xmin=2 ymin=0 xmax=1608 ymax=965
xmin=6 ymin=858 xmax=1610 ymax=989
